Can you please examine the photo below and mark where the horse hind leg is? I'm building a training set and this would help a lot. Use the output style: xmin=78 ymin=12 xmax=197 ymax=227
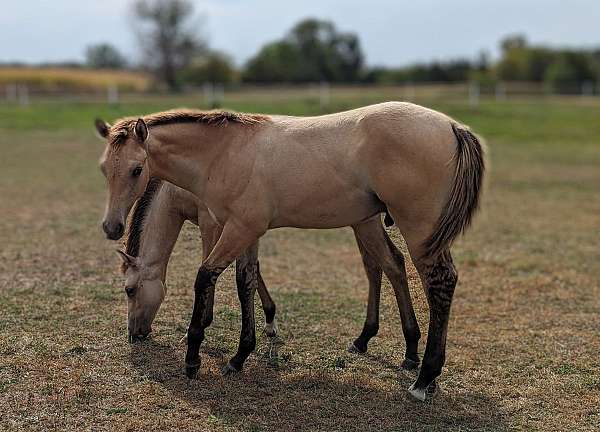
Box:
xmin=408 ymin=246 xmax=458 ymax=401
xmin=348 ymin=229 xmax=382 ymax=354
xmin=256 ymin=261 xmax=278 ymax=337
xmin=351 ymin=218 xmax=421 ymax=369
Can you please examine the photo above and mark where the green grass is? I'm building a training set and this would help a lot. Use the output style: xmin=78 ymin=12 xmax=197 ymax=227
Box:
xmin=0 ymin=87 xmax=599 ymax=431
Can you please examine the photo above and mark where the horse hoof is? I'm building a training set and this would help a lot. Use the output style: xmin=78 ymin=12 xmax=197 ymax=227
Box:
xmin=264 ymin=321 xmax=278 ymax=338
xmin=401 ymin=358 xmax=420 ymax=371
xmin=408 ymin=382 xmax=427 ymax=401
xmin=185 ymin=364 xmax=199 ymax=379
xmin=408 ymin=380 xmax=437 ymax=401
xmin=221 ymin=362 xmax=241 ymax=376
xmin=347 ymin=342 xmax=367 ymax=354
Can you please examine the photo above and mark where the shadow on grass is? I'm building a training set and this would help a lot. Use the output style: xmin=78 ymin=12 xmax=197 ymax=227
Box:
xmin=130 ymin=341 xmax=507 ymax=432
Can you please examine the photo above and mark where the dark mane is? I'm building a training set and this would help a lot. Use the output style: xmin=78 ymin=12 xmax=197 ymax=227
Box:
xmin=121 ymin=178 xmax=163 ymax=273
xmin=109 ymin=109 xmax=270 ymax=148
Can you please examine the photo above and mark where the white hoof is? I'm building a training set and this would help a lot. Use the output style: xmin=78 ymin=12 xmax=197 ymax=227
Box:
xmin=265 ymin=320 xmax=278 ymax=338
xmin=408 ymin=383 xmax=427 ymax=401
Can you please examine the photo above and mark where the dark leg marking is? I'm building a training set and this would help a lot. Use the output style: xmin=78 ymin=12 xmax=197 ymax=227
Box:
xmin=185 ymin=265 xmax=222 ymax=379
xmin=350 ymin=237 xmax=382 ymax=354
xmin=223 ymin=259 xmax=258 ymax=374
xmin=409 ymin=251 xmax=457 ymax=400
xmin=255 ymin=261 xmax=277 ymax=337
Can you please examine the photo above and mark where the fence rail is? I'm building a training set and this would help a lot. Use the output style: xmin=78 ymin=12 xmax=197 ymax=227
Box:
xmin=2 ymin=82 xmax=598 ymax=108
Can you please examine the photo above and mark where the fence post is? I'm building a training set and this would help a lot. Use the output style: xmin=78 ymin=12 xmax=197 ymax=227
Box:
xmin=203 ymin=82 xmax=214 ymax=108
xmin=581 ymin=80 xmax=594 ymax=97
xmin=319 ymin=81 xmax=330 ymax=110
xmin=6 ymin=84 xmax=18 ymax=103
xmin=214 ymin=83 xmax=224 ymax=108
xmin=495 ymin=82 xmax=506 ymax=101
xmin=18 ymin=84 xmax=29 ymax=107
xmin=469 ymin=81 xmax=480 ymax=108
xmin=404 ymin=81 xmax=415 ymax=101
xmin=107 ymin=84 xmax=119 ymax=105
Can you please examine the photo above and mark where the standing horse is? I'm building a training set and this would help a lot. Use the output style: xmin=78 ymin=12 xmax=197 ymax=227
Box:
xmin=96 ymin=102 xmax=485 ymax=400
xmin=113 ymin=178 xmax=420 ymax=373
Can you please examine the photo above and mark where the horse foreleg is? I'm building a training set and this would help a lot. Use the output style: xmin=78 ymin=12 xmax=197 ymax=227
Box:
xmin=185 ymin=265 xmax=219 ymax=379
xmin=352 ymin=218 xmax=421 ymax=369
xmin=184 ymin=220 xmax=263 ymax=379
xmin=222 ymin=247 xmax=259 ymax=374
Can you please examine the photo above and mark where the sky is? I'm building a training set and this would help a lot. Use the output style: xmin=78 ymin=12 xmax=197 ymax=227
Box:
xmin=1 ymin=0 xmax=598 ymax=67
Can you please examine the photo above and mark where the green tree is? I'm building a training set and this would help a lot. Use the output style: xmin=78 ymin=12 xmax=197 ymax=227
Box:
xmin=132 ymin=0 xmax=207 ymax=90
xmin=85 ymin=43 xmax=127 ymax=69
xmin=243 ymin=41 xmax=302 ymax=83
xmin=497 ymin=35 xmax=530 ymax=80
xmin=545 ymin=52 xmax=596 ymax=93
xmin=179 ymin=51 xmax=237 ymax=85
xmin=244 ymin=18 xmax=364 ymax=83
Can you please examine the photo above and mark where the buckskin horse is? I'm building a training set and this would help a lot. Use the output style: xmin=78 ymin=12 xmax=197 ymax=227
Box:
xmin=96 ymin=102 xmax=485 ymax=400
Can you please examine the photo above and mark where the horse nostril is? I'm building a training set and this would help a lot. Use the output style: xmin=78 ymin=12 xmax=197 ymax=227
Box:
xmin=103 ymin=221 xmax=125 ymax=240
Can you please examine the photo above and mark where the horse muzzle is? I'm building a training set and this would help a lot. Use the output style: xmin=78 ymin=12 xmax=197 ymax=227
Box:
xmin=102 ymin=220 xmax=125 ymax=240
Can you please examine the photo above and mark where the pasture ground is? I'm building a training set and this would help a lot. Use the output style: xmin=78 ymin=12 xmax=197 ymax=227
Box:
xmin=0 ymin=87 xmax=599 ymax=431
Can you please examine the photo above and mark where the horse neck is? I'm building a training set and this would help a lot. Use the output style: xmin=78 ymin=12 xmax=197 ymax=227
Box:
xmin=138 ymin=186 xmax=185 ymax=282
xmin=148 ymin=123 xmax=230 ymax=197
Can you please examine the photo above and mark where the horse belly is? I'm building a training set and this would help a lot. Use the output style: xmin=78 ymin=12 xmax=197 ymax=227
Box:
xmin=270 ymin=186 xmax=383 ymax=229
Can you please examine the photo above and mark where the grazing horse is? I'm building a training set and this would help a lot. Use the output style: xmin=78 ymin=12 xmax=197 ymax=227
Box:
xmin=113 ymin=178 xmax=420 ymax=373
xmin=96 ymin=102 xmax=485 ymax=401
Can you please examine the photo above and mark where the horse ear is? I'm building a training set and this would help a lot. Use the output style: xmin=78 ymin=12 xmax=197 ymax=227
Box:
xmin=94 ymin=118 xmax=111 ymax=139
xmin=115 ymin=250 xmax=136 ymax=268
xmin=134 ymin=118 xmax=149 ymax=147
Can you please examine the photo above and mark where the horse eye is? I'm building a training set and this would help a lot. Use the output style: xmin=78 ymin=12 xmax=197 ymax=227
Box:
xmin=125 ymin=286 xmax=136 ymax=298
xmin=131 ymin=166 xmax=143 ymax=178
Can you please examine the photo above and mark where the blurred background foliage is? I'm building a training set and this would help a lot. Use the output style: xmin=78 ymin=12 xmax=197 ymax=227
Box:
xmin=1 ymin=0 xmax=600 ymax=95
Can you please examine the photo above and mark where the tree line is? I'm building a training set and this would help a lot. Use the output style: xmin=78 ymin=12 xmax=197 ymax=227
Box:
xmin=82 ymin=0 xmax=600 ymax=94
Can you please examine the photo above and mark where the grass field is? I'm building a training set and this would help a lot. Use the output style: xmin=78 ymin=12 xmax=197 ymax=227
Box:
xmin=0 ymin=87 xmax=599 ymax=431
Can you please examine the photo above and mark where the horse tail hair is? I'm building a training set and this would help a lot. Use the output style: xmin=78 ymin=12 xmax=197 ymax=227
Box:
xmin=423 ymin=123 xmax=486 ymax=260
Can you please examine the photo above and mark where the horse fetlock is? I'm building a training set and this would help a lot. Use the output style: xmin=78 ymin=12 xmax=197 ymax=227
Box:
xmin=408 ymin=379 xmax=437 ymax=402
xmin=263 ymin=305 xmax=277 ymax=325
xmin=413 ymin=362 xmax=442 ymax=394
xmin=184 ymin=357 xmax=201 ymax=379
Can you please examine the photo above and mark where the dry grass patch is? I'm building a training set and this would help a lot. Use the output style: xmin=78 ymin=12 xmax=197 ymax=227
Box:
xmin=0 ymin=95 xmax=599 ymax=431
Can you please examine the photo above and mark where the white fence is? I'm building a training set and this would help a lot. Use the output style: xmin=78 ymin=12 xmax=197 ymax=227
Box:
xmin=2 ymin=81 xmax=599 ymax=108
